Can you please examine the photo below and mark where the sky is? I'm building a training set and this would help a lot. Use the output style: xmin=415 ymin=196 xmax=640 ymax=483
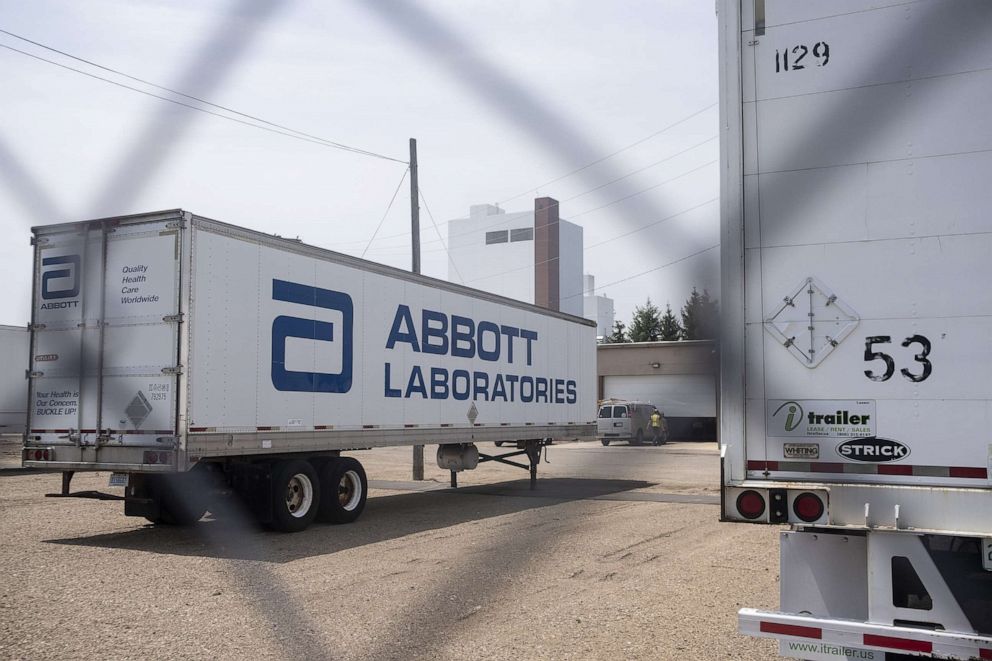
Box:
xmin=0 ymin=0 xmax=719 ymax=328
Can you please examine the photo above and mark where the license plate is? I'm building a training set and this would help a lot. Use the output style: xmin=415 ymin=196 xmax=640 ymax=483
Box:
xmin=983 ymin=538 xmax=992 ymax=572
xmin=108 ymin=472 xmax=129 ymax=487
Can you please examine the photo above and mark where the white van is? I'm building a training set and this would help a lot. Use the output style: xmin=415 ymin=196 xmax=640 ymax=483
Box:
xmin=596 ymin=400 xmax=667 ymax=446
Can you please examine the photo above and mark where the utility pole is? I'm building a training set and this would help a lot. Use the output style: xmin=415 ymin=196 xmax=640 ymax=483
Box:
xmin=410 ymin=138 xmax=424 ymax=481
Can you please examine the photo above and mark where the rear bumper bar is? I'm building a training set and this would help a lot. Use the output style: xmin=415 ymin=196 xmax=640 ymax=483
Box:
xmin=22 ymin=461 xmax=176 ymax=473
xmin=740 ymin=608 xmax=992 ymax=660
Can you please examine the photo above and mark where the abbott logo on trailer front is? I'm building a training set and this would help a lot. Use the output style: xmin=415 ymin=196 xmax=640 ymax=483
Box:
xmin=40 ymin=254 xmax=81 ymax=309
xmin=836 ymin=437 xmax=910 ymax=463
xmin=270 ymin=279 xmax=353 ymax=393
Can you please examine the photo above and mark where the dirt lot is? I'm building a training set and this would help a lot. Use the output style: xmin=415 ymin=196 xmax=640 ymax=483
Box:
xmin=0 ymin=440 xmax=781 ymax=660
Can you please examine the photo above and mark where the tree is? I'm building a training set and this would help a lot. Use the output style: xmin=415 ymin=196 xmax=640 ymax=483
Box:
xmin=658 ymin=303 xmax=683 ymax=341
xmin=628 ymin=298 xmax=662 ymax=342
xmin=680 ymin=288 xmax=719 ymax=340
xmin=604 ymin=320 xmax=629 ymax=343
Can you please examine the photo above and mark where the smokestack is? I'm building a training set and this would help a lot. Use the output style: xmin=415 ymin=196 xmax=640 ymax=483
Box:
xmin=534 ymin=197 xmax=559 ymax=311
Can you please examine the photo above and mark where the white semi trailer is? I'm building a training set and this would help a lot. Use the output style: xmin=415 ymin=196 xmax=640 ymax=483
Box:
xmin=718 ymin=1 xmax=992 ymax=658
xmin=0 ymin=325 xmax=29 ymax=434
xmin=22 ymin=210 xmax=596 ymax=532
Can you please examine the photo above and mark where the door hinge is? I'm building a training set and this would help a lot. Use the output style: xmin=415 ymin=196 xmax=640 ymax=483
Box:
xmin=29 ymin=323 xmax=47 ymax=331
xmin=165 ymin=221 xmax=185 ymax=230
xmin=161 ymin=366 xmax=183 ymax=375
xmin=163 ymin=313 xmax=184 ymax=323
xmin=31 ymin=236 xmax=50 ymax=246
xmin=28 ymin=370 xmax=43 ymax=378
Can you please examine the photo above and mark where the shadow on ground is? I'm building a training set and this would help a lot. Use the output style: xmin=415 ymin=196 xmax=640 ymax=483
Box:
xmin=45 ymin=477 xmax=652 ymax=563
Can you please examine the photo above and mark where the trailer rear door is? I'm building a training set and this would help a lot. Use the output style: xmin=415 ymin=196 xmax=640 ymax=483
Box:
xmin=28 ymin=216 xmax=183 ymax=457
xmin=732 ymin=0 xmax=992 ymax=490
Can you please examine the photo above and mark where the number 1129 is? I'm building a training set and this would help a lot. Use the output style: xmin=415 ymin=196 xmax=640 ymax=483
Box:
xmin=776 ymin=42 xmax=830 ymax=72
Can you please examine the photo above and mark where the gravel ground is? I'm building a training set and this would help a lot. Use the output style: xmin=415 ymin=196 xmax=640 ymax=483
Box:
xmin=0 ymin=439 xmax=781 ymax=660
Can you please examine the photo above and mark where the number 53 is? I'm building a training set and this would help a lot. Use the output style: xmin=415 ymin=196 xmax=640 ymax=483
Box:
xmin=864 ymin=335 xmax=932 ymax=382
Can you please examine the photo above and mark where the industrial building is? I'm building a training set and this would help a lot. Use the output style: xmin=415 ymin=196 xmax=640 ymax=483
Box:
xmin=446 ymin=198 xmax=614 ymax=334
xmin=597 ymin=340 xmax=716 ymax=440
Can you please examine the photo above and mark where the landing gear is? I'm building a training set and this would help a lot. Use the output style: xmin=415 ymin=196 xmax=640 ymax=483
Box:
xmin=475 ymin=439 xmax=551 ymax=490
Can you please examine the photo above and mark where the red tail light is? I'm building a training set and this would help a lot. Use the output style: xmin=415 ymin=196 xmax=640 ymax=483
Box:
xmin=793 ymin=492 xmax=825 ymax=522
xmin=736 ymin=489 xmax=766 ymax=520
xmin=143 ymin=450 xmax=171 ymax=465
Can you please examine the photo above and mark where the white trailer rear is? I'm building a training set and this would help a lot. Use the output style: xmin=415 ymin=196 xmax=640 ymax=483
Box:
xmin=23 ymin=210 xmax=596 ymax=531
xmin=719 ymin=1 xmax=992 ymax=658
xmin=0 ymin=325 xmax=29 ymax=434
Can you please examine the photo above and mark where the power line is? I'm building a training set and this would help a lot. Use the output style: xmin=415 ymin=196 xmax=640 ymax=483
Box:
xmin=562 ymin=136 xmax=717 ymax=204
xmin=497 ymin=101 xmax=717 ymax=205
xmin=464 ymin=196 xmax=718 ymax=286
xmin=0 ymin=35 xmax=407 ymax=164
xmin=337 ymin=140 xmax=718 ymax=252
xmin=361 ymin=167 xmax=409 ymax=258
xmin=569 ymin=159 xmax=717 ymax=219
xmin=560 ymin=244 xmax=720 ymax=302
xmin=419 ymin=186 xmax=464 ymax=283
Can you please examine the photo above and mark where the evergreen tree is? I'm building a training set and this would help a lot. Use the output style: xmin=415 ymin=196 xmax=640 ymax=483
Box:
xmin=658 ymin=303 xmax=683 ymax=341
xmin=628 ymin=298 xmax=662 ymax=342
xmin=681 ymin=288 xmax=720 ymax=340
xmin=604 ymin=320 xmax=629 ymax=343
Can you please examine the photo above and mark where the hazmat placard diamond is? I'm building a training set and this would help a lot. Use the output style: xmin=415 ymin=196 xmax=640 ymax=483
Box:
xmin=764 ymin=277 xmax=859 ymax=368
xmin=467 ymin=402 xmax=479 ymax=424
xmin=125 ymin=391 xmax=153 ymax=428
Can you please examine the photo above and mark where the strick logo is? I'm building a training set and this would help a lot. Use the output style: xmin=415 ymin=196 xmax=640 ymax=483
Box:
xmin=270 ymin=279 xmax=353 ymax=393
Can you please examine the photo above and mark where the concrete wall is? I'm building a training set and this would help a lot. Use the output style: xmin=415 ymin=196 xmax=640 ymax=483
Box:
xmin=447 ymin=204 xmax=534 ymax=303
xmin=557 ymin=219 xmax=583 ymax=317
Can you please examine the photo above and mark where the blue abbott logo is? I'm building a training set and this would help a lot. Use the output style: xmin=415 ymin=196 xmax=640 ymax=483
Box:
xmin=271 ymin=279 xmax=353 ymax=393
xmin=41 ymin=254 xmax=81 ymax=301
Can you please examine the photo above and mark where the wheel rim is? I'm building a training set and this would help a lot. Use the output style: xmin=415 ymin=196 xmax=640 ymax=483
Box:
xmin=338 ymin=470 xmax=363 ymax=511
xmin=285 ymin=473 xmax=314 ymax=518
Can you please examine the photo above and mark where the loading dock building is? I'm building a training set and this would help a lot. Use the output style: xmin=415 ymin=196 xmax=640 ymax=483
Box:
xmin=597 ymin=340 xmax=717 ymax=440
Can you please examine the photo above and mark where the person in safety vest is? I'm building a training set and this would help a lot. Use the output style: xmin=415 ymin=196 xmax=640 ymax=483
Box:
xmin=650 ymin=408 xmax=668 ymax=446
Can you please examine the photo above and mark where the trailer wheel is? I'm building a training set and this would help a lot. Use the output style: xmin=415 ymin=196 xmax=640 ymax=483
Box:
xmin=269 ymin=459 xmax=320 ymax=533
xmin=601 ymin=439 xmax=610 ymax=446
xmin=317 ymin=457 xmax=368 ymax=524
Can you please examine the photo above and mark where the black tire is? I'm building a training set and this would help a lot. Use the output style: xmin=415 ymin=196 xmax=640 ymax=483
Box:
xmin=269 ymin=459 xmax=320 ymax=533
xmin=600 ymin=438 xmax=610 ymax=446
xmin=144 ymin=473 xmax=208 ymax=526
xmin=317 ymin=457 xmax=368 ymax=524
xmin=633 ymin=429 xmax=644 ymax=446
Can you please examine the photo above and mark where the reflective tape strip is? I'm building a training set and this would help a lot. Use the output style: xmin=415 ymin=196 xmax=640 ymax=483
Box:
xmin=980 ymin=648 xmax=992 ymax=659
xmin=863 ymin=633 xmax=932 ymax=654
xmin=760 ymin=621 xmax=822 ymax=639
xmin=747 ymin=461 xmax=987 ymax=479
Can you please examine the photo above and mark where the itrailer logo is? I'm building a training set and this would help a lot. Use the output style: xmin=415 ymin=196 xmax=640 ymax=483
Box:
xmin=771 ymin=401 xmax=804 ymax=431
xmin=836 ymin=437 xmax=910 ymax=463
